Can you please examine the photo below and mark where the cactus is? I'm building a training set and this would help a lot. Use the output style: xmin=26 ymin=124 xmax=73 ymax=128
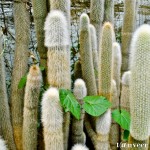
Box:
xmin=89 ymin=24 xmax=99 ymax=90
xmin=10 ymin=1 xmax=30 ymax=149
xmin=129 ymin=24 xmax=150 ymax=145
xmin=96 ymin=22 xmax=114 ymax=149
xmin=90 ymin=0 xmax=104 ymax=51
xmin=44 ymin=10 xmax=71 ymax=150
xmin=31 ymin=0 xmax=47 ymax=67
xmin=74 ymin=60 xmax=82 ymax=80
xmin=71 ymin=144 xmax=89 ymax=150
xmin=98 ymin=22 xmax=113 ymax=100
xmin=110 ymin=80 xmax=120 ymax=150
xmin=121 ymin=0 xmax=136 ymax=74
xmin=104 ymin=0 xmax=114 ymax=23
xmin=112 ymin=42 xmax=122 ymax=96
xmin=0 ymin=137 xmax=7 ymax=150
xmin=72 ymin=79 xmax=87 ymax=145
xmin=120 ymin=71 xmax=131 ymax=112
xmin=79 ymin=13 xmax=97 ymax=96
xmin=41 ymin=87 xmax=63 ymax=150
xmin=0 ymin=32 xmax=16 ymax=150
xmin=22 ymin=65 xmax=42 ymax=150
xmin=49 ymin=0 xmax=70 ymax=31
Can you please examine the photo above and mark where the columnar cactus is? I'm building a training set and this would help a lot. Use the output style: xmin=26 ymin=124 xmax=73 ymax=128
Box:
xmin=79 ymin=13 xmax=97 ymax=96
xmin=89 ymin=24 xmax=99 ymax=90
xmin=41 ymin=87 xmax=63 ymax=150
xmin=71 ymin=144 xmax=89 ymax=150
xmin=112 ymin=42 xmax=122 ymax=96
xmin=90 ymin=0 xmax=104 ymax=51
xmin=22 ymin=65 xmax=42 ymax=150
xmin=129 ymin=24 xmax=150 ymax=146
xmin=96 ymin=22 xmax=114 ymax=149
xmin=44 ymin=10 xmax=71 ymax=150
xmin=110 ymin=80 xmax=120 ymax=150
xmin=0 ymin=32 xmax=16 ymax=150
xmin=72 ymin=79 xmax=87 ymax=145
xmin=74 ymin=60 xmax=82 ymax=80
xmin=49 ymin=0 xmax=70 ymax=31
xmin=120 ymin=71 xmax=131 ymax=112
xmin=31 ymin=0 xmax=47 ymax=67
xmin=0 ymin=137 xmax=7 ymax=150
xmin=10 ymin=1 xmax=30 ymax=149
xmin=121 ymin=0 xmax=136 ymax=74
xmin=98 ymin=22 xmax=113 ymax=100
xmin=104 ymin=0 xmax=114 ymax=23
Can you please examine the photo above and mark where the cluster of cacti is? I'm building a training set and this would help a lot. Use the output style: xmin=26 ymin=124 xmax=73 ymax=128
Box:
xmin=2 ymin=0 xmax=150 ymax=149
xmin=71 ymin=79 xmax=87 ymax=145
xmin=22 ymin=65 xmax=42 ymax=150
xmin=128 ymin=24 xmax=150 ymax=149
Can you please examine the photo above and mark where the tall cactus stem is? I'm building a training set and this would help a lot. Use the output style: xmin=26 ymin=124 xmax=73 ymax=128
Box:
xmin=129 ymin=24 xmax=150 ymax=142
xmin=0 ymin=32 xmax=16 ymax=150
xmin=121 ymin=0 xmax=136 ymax=74
xmin=22 ymin=65 xmax=42 ymax=150
xmin=79 ymin=13 xmax=97 ymax=96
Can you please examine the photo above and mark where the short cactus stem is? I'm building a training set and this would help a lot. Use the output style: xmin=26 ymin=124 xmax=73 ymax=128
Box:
xmin=71 ymin=144 xmax=89 ymax=150
xmin=0 ymin=137 xmax=7 ymax=150
xmin=41 ymin=87 xmax=63 ymax=150
xmin=71 ymin=79 xmax=87 ymax=145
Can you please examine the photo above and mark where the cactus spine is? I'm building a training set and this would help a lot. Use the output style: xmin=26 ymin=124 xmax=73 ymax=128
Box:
xmin=110 ymin=80 xmax=120 ymax=150
xmin=0 ymin=137 xmax=7 ymax=150
xmin=41 ymin=87 xmax=63 ymax=150
xmin=97 ymin=22 xmax=114 ymax=149
xmin=112 ymin=42 xmax=122 ymax=96
xmin=22 ymin=65 xmax=42 ymax=150
xmin=79 ymin=13 xmax=97 ymax=96
xmin=121 ymin=0 xmax=136 ymax=74
xmin=71 ymin=144 xmax=89 ymax=150
xmin=72 ymin=79 xmax=87 ymax=145
xmin=31 ymin=0 xmax=47 ymax=67
xmin=104 ymin=0 xmax=114 ymax=23
xmin=129 ymin=24 xmax=150 ymax=147
xmin=90 ymin=0 xmax=104 ymax=51
xmin=0 ymin=32 xmax=16 ymax=150
xmin=89 ymin=24 xmax=99 ymax=90
xmin=44 ymin=10 xmax=71 ymax=150
xmin=10 ymin=1 xmax=30 ymax=149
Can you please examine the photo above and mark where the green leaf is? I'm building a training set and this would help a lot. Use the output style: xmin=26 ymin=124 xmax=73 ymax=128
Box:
xmin=123 ymin=130 xmax=130 ymax=141
xmin=83 ymin=96 xmax=111 ymax=116
xmin=40 ymin=66 xmax=45 ymax=71
xmin=18 ymin=75 xmax=27 ymax=89
xmin=59 ymin=89 xmax=81 ymax=120
xmin=112 ymin=109 xmax=131 ymax=131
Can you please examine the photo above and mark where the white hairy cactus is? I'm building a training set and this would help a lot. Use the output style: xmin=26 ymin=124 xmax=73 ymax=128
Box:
xmin=0 ymin=137 xmax=7 ymax=150
xmin=72 ymin=79 xmax=87 ymax=145
xmin=129 ymin=24 xmax=150 ymax=141
xmin=71 ymin=144 xmax=89 ymax=150
xmin=41 ymin=87 xmax=63 ymax=150
xmin=112 ymin=42 xmax=122 ymax=96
